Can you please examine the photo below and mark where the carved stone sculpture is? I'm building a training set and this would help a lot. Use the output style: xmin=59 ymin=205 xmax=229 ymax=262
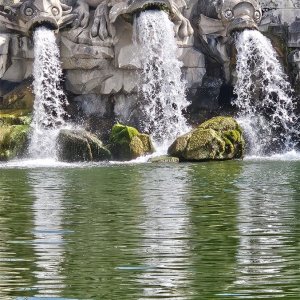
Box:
xmin=0 ymin=0 xmax=204 ymax=130
xmin=197 ymin=0 xmax=262 ymax=82
xmin=0 ymin=0 xmax=75 ymax=34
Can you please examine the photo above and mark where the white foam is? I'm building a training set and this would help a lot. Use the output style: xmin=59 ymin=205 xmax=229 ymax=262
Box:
xmin=0 ymin=158 xmax=113 ymax=169
xmin=245 ymin=150 xmax=300 ymax=161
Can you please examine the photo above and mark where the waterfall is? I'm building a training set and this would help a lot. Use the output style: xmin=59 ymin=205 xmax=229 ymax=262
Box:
xmin=134 ymin=10 xmax=190 ymax=149
xmin=29 ymin=26 xmax=68 ymax=159
xmin=234 ymin=30 xmax=299 ymax=156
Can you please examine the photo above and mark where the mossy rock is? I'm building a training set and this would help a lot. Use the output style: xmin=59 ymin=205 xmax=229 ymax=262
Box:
xmin=57 ymin=129 xmax=111 ymax=162
xmin=0 ymin=125 xmax=30 ymax=161
xmin=109 ymin=123 xmax=155 ymax=161
xmin=168 ymin=116 xmax=245 ymax=161
xmin=110 ymin=123 xmax=140 ymax=144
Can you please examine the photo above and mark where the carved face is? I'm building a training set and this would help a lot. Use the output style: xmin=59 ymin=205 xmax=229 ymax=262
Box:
xmin=122 ymin=0 xmax=172 ymax=20
xmin=16 ymin=0 xmax=74 ymax=33
xmin=217 ymin=0 xmax=262 ymax=34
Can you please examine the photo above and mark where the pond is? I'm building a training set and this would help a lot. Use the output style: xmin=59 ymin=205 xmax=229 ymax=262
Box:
xmin=0 ymin=159 xmax=300 ymax=299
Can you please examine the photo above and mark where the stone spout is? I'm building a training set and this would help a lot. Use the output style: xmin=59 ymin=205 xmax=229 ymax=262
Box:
xmin=126 ymin=0 xmax=173 ymax=15
xmin=199 ymin=0 xmax=262 ymax=37
xmin=110 ymin=0 xmax=193 ymax=40
xmin=224 ymin=1 xmax=262 ymax=35
xmin=110 ymin=0 xmax=172 ymax=23
xmin=0 ymin=0 xmax=76 ymax=35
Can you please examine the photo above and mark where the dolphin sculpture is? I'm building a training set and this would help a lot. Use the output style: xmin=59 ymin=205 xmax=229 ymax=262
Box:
xmin=0 ymin=0 xmax=76 ymax=35
xmin=197 ymin=0 xmax=262 ymax=82
xmin=199 ymin=0 xmax=262 ymax=37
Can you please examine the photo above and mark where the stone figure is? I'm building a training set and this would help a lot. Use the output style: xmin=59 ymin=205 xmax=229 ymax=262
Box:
xmin=68 ymin=0 xmax=193 ymax=42
xmin=0 ymin=0 xmax=76 ymax=34
xmin=197 ymin=0 xmax=262 ymax=82
xmin=1 ymin=0 xmax=300 ymax=134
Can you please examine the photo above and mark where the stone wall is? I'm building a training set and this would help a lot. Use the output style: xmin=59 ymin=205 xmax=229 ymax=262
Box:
xmin=0 ymin=0 xmax=300 ymax=129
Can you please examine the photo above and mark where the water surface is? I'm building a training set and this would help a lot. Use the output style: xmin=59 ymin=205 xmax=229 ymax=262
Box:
xmin=0 ymin=160 xmax=300 ymax=299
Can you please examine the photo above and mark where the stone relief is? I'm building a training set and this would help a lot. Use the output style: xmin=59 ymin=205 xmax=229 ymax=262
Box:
xmin=198 ymin=0 xmax=262 ymax=82
xmin=0 ymin=0 xmax=300 ymax=126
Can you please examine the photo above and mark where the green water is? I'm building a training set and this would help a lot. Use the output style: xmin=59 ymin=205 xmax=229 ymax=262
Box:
xmin=0 ymin=160 xmax=300 ymax=299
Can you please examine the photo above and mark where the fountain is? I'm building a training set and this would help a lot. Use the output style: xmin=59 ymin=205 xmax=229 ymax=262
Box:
xmin=234 ymin=29 xmax=299 ymax=156
xmin=134 ymin=10 xmax=190 ymax=149
xmin=29 ymin=26 xmax=68 ymax=159
xmin=1 ymin=0 xmax=300 ymax=162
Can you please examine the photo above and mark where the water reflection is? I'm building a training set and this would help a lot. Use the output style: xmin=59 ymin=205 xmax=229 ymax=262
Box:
xmin=235 ymin=162 xmax=300 ymax=298
xmin=187 ymin=162 xmax=241 ymax=299
xmin=0 ymin=170 xmax=35 ymax=299
xmin=28 ymin=170 xmax=67 ymax=297
xmin=137 ymin=165 xmax=192 ymax=298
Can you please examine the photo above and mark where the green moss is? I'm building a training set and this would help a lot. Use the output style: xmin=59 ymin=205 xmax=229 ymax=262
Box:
xmin=110 ymin=123 xmax=139 ymax=144
xmin=199 ymin=116 xmax=240 ymax=133
xmin=223 ymin=130 xmax=241 ymax=143
xmin=0 ymin=125 xmax=30 ymax=161
xmin=222 ymin=130 xmax=244 ymax=158
xmin=109 ymin=123 xmax=155 ymax=161
xmin=185 ymin=128 xmax=226 ymax=160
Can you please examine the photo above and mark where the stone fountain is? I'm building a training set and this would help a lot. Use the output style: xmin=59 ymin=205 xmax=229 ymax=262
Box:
xmin=0 ymin=0 xmax=300 ymax=161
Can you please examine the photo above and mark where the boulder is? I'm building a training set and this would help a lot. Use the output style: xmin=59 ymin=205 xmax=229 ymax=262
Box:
xmin=57 ymin=129 xmax=111 ymax=162
xmin=0 ymin=124 xmax=30 ymax=161
xmin=168 ymin=116 xmax=245 ymax=161
xmin=109 ymin=123 xmax=155 ymax=161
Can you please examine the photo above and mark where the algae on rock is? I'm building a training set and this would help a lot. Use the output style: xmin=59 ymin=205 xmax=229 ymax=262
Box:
xmin=168 ymin=116 xmax=245 ymax=161
xmin=0 ymin=109 xmax=31 ymax=161
xmin=0 ymin=125 xmax=30 ymax=161
xmin=109 ymin=123 xmax=155 ymax=161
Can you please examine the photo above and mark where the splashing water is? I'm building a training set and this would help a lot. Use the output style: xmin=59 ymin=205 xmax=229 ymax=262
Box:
xmin=29 ymin=27 xmax=68 ymax=159
xmin=134 ymin=10 xmax=190 ymax=149
xmin=234 ymin=30 xmax=299 ymax=156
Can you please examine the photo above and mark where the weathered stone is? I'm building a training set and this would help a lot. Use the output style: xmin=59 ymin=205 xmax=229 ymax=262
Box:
xmin=168 ymin=116 xmax=245 ymax=161
xmin=167 ymin=131 xmax=192 ymax=158
xmin=109 ymin=123 xmax=155 ymax=161
xmin=57 ymin=129 xmax=111 ymax=162
xmin=0 ymin=124 xmax=30 ymax=161
xmin=148 ymin=155 xmax=179 ymax=163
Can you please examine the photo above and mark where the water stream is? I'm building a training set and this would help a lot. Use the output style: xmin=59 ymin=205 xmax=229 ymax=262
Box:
xmin=234 ymin=29 xmax=299 ymax=156
xmin=29 ymin=26 xmax=68 ymax=159
xmin=134 ymin=10 xmax=190 ymax=150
